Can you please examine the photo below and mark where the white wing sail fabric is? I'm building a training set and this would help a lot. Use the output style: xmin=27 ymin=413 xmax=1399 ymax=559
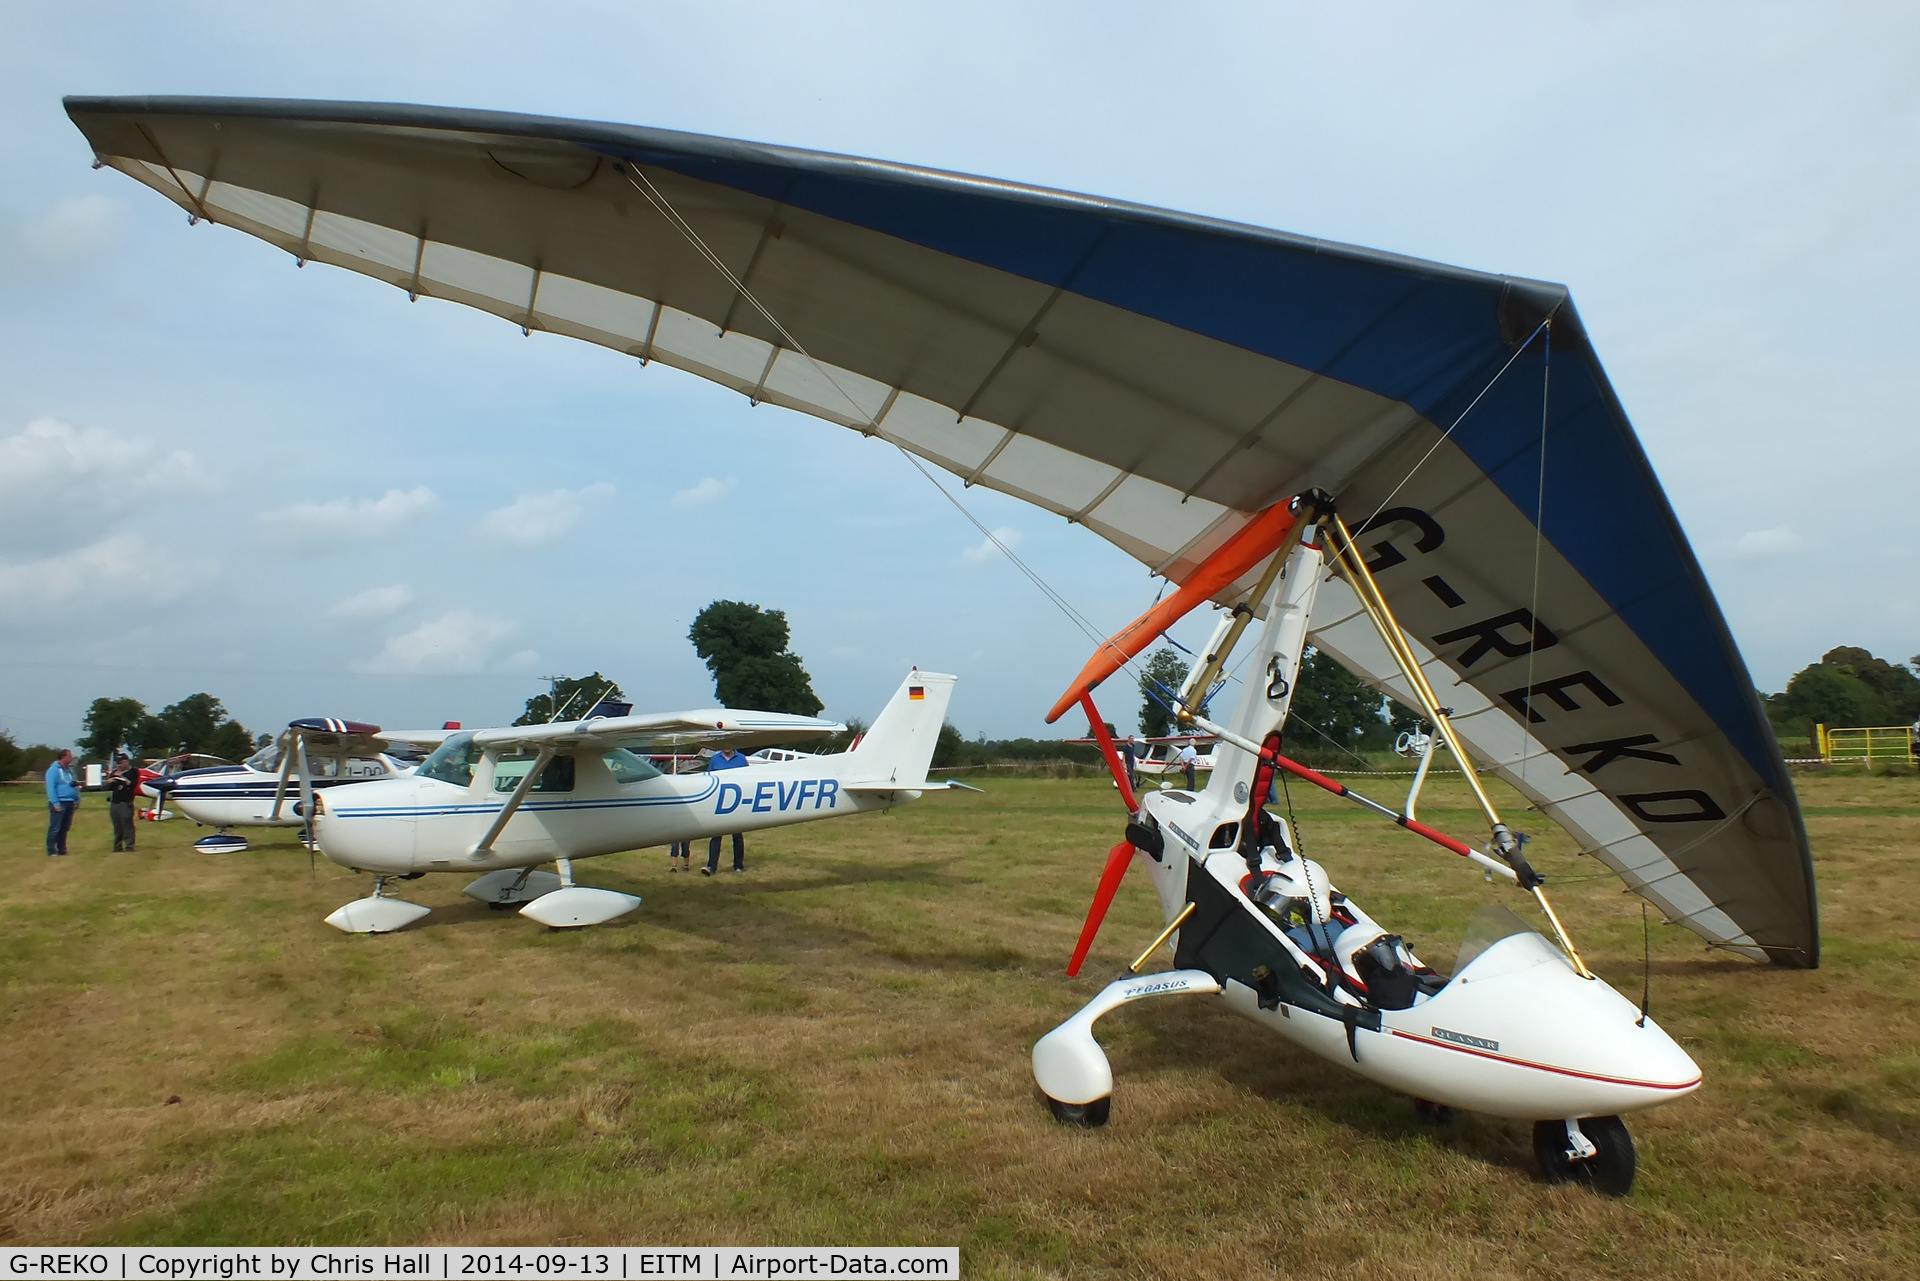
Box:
xmin=65 ymin=97 xmax=1816 ymax=965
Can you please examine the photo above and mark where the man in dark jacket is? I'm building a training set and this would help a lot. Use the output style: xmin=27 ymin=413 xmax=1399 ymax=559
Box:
xmin=107 ymin=751 xmax=138 ymax=851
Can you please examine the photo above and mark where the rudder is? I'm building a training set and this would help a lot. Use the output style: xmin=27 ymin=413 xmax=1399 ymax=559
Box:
xmin=849 ymin=671 xmax=956 ymax=785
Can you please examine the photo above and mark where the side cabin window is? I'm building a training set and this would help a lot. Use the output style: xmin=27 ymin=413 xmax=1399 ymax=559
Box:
xmin=602 ymin=748 xmax=662 ymax=786
xmin=343 ymin=756 xmax=389 ymax=780
xmin=493 ymin=752 xmax=576 ymax=794
xmin=418 ymin=732 xmax=482 ymax=787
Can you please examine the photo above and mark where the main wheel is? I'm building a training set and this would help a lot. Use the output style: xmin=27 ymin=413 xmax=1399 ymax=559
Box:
xmin=1533 ymin=1116 xmax=1635 ymax=1196
xmin=1046 ymin=1095 xmax=1111 ymax=1127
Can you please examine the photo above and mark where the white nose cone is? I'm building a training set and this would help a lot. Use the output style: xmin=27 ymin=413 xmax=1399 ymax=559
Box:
xmin=1376 ymin=931 xmax=1702 ymax=1119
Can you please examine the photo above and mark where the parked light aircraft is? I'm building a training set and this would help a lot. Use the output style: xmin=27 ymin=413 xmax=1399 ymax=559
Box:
xmin=308 ymin=670 xmax=960 ymax=934
xmin=1069 ymin=734 xmax=1218 ymax=780
xmin=153 ymin=718 xmax=451 ymax=853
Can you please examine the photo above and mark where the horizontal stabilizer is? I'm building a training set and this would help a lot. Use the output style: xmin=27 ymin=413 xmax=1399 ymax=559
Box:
xmin=842 ymin=778 xmax=982 ymax=795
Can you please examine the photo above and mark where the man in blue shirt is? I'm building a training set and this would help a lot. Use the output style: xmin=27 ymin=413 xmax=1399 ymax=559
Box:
xmin=45 ymin=749 xmax=80 ymax=857
xmin=702 ymin=747 xmax=750 ymax=876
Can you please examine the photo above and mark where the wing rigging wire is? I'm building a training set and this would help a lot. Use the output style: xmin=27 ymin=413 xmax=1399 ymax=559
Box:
xmin=1350 ymin=316 xmax=1551 ymax=535
xmin=616 ymin=159 xmax=1160 ymax=692
xmin=1522 ymin=324 xmax=1553 ymax=787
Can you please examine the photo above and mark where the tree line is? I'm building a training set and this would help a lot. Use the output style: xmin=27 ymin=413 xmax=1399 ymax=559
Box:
xmin=0 ymin=692 xmax=263 ymax=782
xmin=15 ymin=604 xmax=1902 ymax=783
xmin=1764 ymin=647 xmax=1920 ymax=737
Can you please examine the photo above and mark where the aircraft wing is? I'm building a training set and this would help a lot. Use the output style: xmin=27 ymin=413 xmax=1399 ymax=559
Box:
xmin=64 ymin=96 xmax=1816 ymax=966
xmin=282 ymin=717 xmax=389 ymax=757
xmin=470 ymin=709 xmax=844 ymax=755
xmin=374 ymin=728 xmax=454 ymax=750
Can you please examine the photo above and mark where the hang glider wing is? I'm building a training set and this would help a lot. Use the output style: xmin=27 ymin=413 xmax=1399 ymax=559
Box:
xmin=470 ymin=709 xmax=843 ymax=756
xmin=64 ymin=96 xmax=1815 ymax=966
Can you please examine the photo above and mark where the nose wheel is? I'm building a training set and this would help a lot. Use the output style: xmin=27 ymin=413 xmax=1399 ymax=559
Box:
xmin=1045 ymin=1096 xmax=1111 ymax=1128
xmin=1534 ymin=1115 xmax=1635 ymax=1196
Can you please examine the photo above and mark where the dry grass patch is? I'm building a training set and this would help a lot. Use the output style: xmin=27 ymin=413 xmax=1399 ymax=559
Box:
xmin=0 ymin=771 xmax=1915 ymax=1276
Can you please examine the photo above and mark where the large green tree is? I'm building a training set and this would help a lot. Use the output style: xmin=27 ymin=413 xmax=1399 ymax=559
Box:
xmin=1137 ymin=649 xmax=1191 ymax=737
xmin=515 ymin=673 xmax=627 ymax=726
xmin=79 ymin=696 xmax=147 ymax=761
xmin=119 ymin=693 xmax=254 ymax=759
xmin=0 ymin=730 xmax=23 ymax=782
xmin=688 ymin=601 xmax=823 ymax=716
xmin=118 ymin=693 xmax=254 ymax=760
xmin=1767 ymin=647 xmax=1920 ymax=735
xmin=1286 ymin=648 xmax=1413 ymax=755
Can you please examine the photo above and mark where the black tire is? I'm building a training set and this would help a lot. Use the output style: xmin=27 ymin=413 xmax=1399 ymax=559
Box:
xmin=1046 ymin=1095 xmax=1111 ymax=1127
xmin=1533 ymin=1116 xmax=1635 ymax=1196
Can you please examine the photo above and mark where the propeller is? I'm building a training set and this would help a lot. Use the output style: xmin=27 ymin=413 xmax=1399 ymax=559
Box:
xmin=1066 ymin=840 xmax=1137 ymax=977
xmin=1063 ymin=694 xmax=1156 ymax=977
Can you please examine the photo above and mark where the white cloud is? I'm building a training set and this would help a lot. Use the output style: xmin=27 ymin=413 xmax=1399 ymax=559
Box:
xmin=1725 ymin=525 xmax=1802 ymax=561
xmin=15 ymin=195 xmax=124 ymax=266
xmin=482 ymin=482 xmax=614 ymax=547
xmin=0 ymin=535 xmax=200 ymax=613
xmin=671 ymin=476 xmax=736 ymax=508
xmin=327 ymin=583 xmax=415 ymax=621
xmin=260 ymin=486 xmax=438 ymax=543
xmin=352 ymin=610 xmax=516 ymax=675
xmin=0 ymin=418 xmax=208 ymax=537
xmin=962 ymin=526 xmax=1023 ymax=564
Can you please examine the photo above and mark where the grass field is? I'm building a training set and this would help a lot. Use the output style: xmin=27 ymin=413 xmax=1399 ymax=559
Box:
xmin=0 ymin=769 xmax=1915 ymax=1277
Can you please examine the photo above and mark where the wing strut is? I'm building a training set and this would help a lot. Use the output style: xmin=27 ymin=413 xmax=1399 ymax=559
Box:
xmin=1319 ymin=511 xmax=1591 ymax=979
xmin=470 ymin=747 xmax=554 ymax=857
xmin=294 ymin=734 xmax=317 ymax=843
xmin=267 ymin=731 xmax=298 ymax=821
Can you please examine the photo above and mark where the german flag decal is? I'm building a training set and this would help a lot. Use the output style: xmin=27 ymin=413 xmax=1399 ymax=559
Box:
xmin=908 ymin=686 xmax=925 ymax=700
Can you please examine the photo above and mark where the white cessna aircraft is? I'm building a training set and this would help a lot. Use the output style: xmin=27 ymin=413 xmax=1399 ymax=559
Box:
xmin=155 ymin=717 xmax=452 ymax=853
xmin=310 ymin=670 xmax=960 ymax=934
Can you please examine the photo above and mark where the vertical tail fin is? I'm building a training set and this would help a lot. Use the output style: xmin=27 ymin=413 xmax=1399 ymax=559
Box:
xmin=847 ymin=671 xmax=956 ymax=785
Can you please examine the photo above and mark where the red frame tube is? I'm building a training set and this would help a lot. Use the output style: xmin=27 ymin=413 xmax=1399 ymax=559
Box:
xmin=1268 ymin=751 xmax=1479 ymax=862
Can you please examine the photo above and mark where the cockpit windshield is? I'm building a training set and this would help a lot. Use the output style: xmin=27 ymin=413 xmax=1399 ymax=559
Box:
xmin=244 ymin=743 xmax=283 ymax=773
xmin=1452 ymin=903 xmax=1545 ymax=975
xmin=417 ymin=732 xmax=481 ymax=787
xmin=602 ymin=748 xmax=662 ymax=785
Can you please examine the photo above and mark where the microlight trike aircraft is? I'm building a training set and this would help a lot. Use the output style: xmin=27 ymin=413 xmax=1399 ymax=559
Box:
xmin=309 ymin=670 xmax=958 ymax=933
xmin=1032 ymin=495 xmax=1705 ymax=1194
xmin=154 ymin=718 xmax=453 ymax=853
xmin=67 ymin=97 xmax=1815 ymax=1189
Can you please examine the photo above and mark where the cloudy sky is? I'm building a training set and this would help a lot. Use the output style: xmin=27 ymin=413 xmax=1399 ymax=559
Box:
xmin=2 ymin=2 xmax=1916 ymax=747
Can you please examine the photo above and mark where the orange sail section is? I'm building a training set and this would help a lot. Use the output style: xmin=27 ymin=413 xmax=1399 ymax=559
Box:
xmin=1045 ymin=501 xmax=1299 ymax=723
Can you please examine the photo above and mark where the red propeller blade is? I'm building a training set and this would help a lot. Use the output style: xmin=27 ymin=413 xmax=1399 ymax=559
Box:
xmin=1079 ymin=692 xmax=1140 ymax=814
xmin=1066 ymin=839 xmax=1137 ymax=977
